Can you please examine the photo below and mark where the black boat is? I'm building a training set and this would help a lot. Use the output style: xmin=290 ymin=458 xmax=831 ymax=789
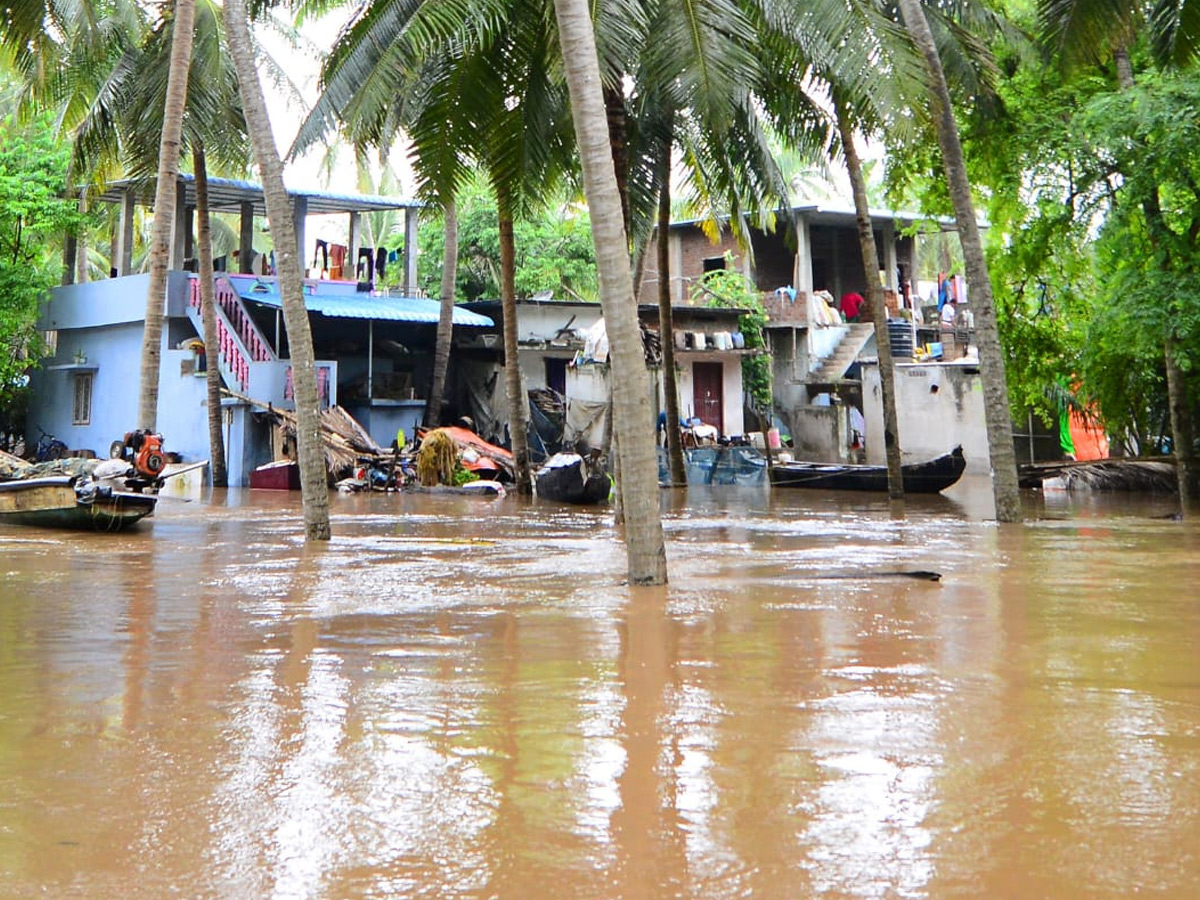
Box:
xmin=770 ymin=445 xmax=966 ymax=494
xmin=536 ymin=452 xmax=611 ymax=504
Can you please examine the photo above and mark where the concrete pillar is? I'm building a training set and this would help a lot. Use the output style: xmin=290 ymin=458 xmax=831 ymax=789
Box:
xmin=347 ymin=212 xmax=361 ymax=280
xmin=882 ymin=222 xmax=898 ymax=291
xmin=794 ymin=217 xmax=813 ymax=295
xmin=403 ymin=206 xmax=419 ymax=295
xmin=115 ymin=189 xmax=135 ymax=276
xmin=292 ymin=195 xmax=308 ymax=272
xmin=239 ymin=201 xmax=254 ymax=273
xmin=170 ymin=178 xmax=189 ymax=269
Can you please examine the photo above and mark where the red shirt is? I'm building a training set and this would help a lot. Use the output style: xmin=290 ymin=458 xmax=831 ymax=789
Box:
xmin=840 ymin=292 xmax=864 ymax=320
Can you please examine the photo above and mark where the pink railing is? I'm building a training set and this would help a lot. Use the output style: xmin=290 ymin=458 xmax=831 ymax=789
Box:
xmin=216 ymin=319 xmax=250 ymax=391
xmin=189 ymin=275 xmax=275 ymax=363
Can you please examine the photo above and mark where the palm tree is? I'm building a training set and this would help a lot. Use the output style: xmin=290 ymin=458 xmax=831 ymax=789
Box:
xmin=835 ymin=97 xmax=904 ymax=500
xmin=425 ymin=198 xmax=458 ymax=428
xmin=896 ymin=0 xmax=1022 ymax=522
xmin=136 ymin=0 xmax=195 ymax=431
xmin=224 ymin=0 xmax=330 ymax=539
xmin=118 ymin=0 xmax=248 ymax=482
xmin=553 ymin=0 xmax=667 ymax=584
xmin=193 ymin=143 xmax=227 ymax=486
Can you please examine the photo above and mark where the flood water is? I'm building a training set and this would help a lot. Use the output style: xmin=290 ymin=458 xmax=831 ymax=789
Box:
xmin=1 ymin=477 xmax=1198 ymax=900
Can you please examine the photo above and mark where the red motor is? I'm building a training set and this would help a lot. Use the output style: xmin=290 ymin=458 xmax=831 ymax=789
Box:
xmin=110 ymin=430 xmax=166 ymax=479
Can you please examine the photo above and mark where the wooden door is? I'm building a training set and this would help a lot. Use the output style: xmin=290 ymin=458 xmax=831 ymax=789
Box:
xmin=692 ymin=362 xmax=724 ymax=431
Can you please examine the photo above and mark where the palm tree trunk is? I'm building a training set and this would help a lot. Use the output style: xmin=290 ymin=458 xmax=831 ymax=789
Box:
xmin=224 ymin=0 xmax=330 ymax=539
xmin=897 ymin=0 xmax=1022 ymax=522
xmin=553 ymin=0 xmax=667 ymax=584
xmin=193 ymin=143 xmax=227 ymax=486
xmin=657 ymin=150 xmax=686 ymax=485
xmin=137 ymin=0 xmax=195 ymax=431
xmin=497 ymin=185 xmax=533 ymax=495
xmin=425 ymin=198 xmax=458 ymax=428
xmin=603 ymin=84 xmax=631 ymax=232
xmin=835 ymin=100 xmax=904 ymax=501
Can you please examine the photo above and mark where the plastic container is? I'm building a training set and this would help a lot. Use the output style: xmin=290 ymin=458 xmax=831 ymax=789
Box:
xmin=731 ymin=332 xmax=745 ymax=349
xmin=767 ymin=428 xmax=782 ymax=449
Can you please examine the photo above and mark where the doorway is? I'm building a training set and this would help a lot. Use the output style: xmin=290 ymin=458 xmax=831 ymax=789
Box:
xmin=692 ymin=362 xmax=724 ymax=431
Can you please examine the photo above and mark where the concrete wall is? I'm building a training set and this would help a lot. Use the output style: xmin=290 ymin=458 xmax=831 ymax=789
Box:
xmin=861 ymin=360 xmax=990 ymax=473
xmin=788 ymin=405 xmax=847 ymax=462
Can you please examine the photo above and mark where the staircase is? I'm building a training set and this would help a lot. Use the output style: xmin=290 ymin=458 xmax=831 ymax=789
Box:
xmin=185 ymin=274 xmax=277 ymax=394
xmin=810 ymin=323 xmax=875 ymax=383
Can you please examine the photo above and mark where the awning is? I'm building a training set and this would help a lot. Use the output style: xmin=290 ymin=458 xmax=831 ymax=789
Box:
xmin=235 ymin=281 xmax=493 ymax=327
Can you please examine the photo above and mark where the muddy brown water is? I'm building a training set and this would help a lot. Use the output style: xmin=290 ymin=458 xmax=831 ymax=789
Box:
xmin=1 ymin=477 xmax=1198 ymax=899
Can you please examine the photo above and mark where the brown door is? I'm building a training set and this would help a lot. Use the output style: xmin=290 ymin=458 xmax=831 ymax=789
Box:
xmin=692 ymin=362 xmax=724 ymax=431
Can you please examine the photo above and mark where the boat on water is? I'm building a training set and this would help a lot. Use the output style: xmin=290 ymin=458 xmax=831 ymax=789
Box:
xmin=770 ymin=446 xmax=966 ymax=494
xmin=0 ymin=474 xmax=157 ymax=530
xmin=536 ymin=452 xmax=611 ymax=504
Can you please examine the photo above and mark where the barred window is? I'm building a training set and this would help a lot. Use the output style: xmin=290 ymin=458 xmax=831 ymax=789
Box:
xmin=73 ymin=373 xmax=93 ymax=425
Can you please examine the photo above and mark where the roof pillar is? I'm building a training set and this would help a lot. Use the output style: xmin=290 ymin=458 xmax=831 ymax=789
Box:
xmin=239 ymin=201 xmax=254 ymax=273
xmin=292 ymin=195 xmax=308 ymax=273
xmin=115 ymin=188 xmax=135 ymax=276
xmin=403 ymin=207 xmax=419 ymax=295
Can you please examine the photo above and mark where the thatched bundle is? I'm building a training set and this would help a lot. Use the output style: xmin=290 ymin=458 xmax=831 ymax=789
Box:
xmin=223 ymin=390 xmax=390 ymax=479
xmin=416 ymin=429 xmax=458 ymax=486
xmin=1024 ymin=457 xmax=1178 ymax=493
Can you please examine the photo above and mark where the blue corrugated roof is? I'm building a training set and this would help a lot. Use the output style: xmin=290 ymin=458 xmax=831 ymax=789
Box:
xmin=235 ymin=280 xmax=493 ymax=327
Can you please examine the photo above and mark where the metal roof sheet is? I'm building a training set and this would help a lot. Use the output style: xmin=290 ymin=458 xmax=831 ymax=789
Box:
xmin=96 ymin=174 xmax=423 ymax=217
xmin=235 ymin=281 xmax=493 ymax=327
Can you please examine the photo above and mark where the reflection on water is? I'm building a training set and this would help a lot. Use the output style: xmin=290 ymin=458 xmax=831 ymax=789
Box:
xmin=1 ymin=482 xmax=1198 ymax=899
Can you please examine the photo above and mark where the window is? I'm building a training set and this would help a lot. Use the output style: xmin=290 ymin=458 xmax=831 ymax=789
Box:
xmin=702 ymin=255 xmax=726 ymax=274
xmin=73 ymin=373 xmax=93 ymax=425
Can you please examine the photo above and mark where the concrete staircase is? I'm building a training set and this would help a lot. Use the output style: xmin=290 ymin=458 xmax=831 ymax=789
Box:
xmin=811 ymin=323 xmax=875 ymax=382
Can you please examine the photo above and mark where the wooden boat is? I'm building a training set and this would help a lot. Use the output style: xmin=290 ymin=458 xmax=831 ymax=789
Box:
xmin=0 ymin=475 xmax=157 ymax=530
xmin=770 ymin=445 xmax=966 ymax=494
xmin=536 ymin=452 xmax=611 ymax=504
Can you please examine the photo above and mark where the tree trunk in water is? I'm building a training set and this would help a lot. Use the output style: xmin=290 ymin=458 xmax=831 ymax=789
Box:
xmin=1165 ymin=337 xmax=1200 ymax=509
xmin=425 ymin=199 xmax=458 ymax=428
xmin=194 ymin=144 xmax=228 ymax=486
xmin=497 ymin=188 xmax=532 ymax=495
xmin=224 ymin=0 xmax=330 ymax=540
xmin=553 ymin=0 xmax=667 ymax=584
xmin=897 ymin=0 xmax=1022 ymax=522
xmin=835 ymin=100 xmax=903 ymax=501
xmin=657 ymin=152 xmax=686 ymax=485
xmin=137 ymin=0 xmax=195 ymax=431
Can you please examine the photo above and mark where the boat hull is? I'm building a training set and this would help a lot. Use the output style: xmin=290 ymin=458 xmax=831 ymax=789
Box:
xmin=0 ymin=476 xmax=157 ymax=530
xmin=770 ymin=446 xmax=966 ymax=494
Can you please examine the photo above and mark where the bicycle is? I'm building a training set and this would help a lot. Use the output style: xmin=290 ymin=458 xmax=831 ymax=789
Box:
xmin=32 ymin=427 xmax=68 ymax=461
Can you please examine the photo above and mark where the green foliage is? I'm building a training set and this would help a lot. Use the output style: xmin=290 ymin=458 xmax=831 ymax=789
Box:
xmin=418 ymin=177 xmax=597 ymax=301
xmin=0 ymin=111 xmax=84 ymax=415
xmin=690 ymin=267 xmax=772 ymax=411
